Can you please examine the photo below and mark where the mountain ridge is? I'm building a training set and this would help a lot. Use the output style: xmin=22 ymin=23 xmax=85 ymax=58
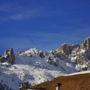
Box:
xmin=0 ymin=37 xmax=90 ymax=89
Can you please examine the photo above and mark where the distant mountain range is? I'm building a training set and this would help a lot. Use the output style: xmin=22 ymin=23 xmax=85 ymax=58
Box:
xmin=0 ymin=37 xmax=90 ymax=90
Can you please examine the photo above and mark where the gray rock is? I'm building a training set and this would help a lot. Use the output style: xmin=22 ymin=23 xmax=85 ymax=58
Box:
xmin=0 ymin=56 xmax=6 ymax=63
xmin=57 ymin=44 xmax=79 ymax=55
xmin=4 ymin=48 xmax=15 ymax=64
xmin=81 ymin=38 xmax=90 ymax=50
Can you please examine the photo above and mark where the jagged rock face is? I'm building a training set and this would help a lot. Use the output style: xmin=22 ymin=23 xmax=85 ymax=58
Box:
xmin=56 ymin=38 xmax=90 ymax=71
xmin=71 ymin=49 xmax=90 ymax=71
xmin=0 ymin=56 xmax=6 ymax=63
xmin=84 ymin=50 xmax=90 ymax=59
xmin=57 ymin=44 xmax=71 ymax=55
xmin=57 ymin=44 xmax=79 ymax=55
xmin=38 ymin=52 xmax=45 ymax=58
xmin=81 ymin=38 xmax=90 ymax=50
xmin=70 ymin=38 xmax=90 ymax=71
xmin=4 ymin=48 xmax=15 ymax=64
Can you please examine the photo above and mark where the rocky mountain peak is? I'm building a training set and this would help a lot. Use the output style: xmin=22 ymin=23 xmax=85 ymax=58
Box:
xmin=55 ymin=38 xmax=90 ymax=71
xmin=56 ymin=44 xmax=80 ymax=55
xmin=0 ymin=48 xmax=15 ymax=64
xmin=1 ymin=38 xmax=90 ymax=89
xmin=56 ymin=38 xmax=90 ymax=56
xmin=81 ymin=37 xmax=90 ymax=50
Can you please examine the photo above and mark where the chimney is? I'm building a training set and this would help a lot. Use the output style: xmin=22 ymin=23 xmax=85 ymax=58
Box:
xmin=56 ymin=83 xmax=62 ymax=90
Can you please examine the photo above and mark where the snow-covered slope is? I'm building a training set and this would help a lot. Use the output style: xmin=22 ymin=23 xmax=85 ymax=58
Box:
xmin=0 ymin=48 xmax=77 ymax=90
xmin=1 ymin=38 xmax=90 ymax=90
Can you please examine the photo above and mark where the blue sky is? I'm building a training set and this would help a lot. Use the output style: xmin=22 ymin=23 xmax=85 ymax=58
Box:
xmin=0 ymin=0 xmax=90 ymax=54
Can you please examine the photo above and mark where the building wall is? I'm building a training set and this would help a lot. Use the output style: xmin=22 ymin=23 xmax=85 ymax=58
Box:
xmin=31 ymin=73 xmax=90 ymax=90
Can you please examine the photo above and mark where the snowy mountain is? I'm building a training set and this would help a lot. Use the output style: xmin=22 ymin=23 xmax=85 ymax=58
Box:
xmin=57 ymin=37 xmax=90 ymax=71
xmin=0 ymin=37 xmax=90 ymax=90
xmin=0 ymin=48 xmax=77 ymax=90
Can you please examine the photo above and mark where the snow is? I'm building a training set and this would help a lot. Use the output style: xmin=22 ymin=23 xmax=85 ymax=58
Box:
xmin=24 ymin=48 xmax=39 ymax=56
xmin=71 ymin=56 xmax=77 ymax=62
xmin=75 ymin=64 xmax=87 ymax=71
xmin=0 ymin=48 xmax=89 ymax=90
xmin=0 ymin=49 xmax=76 ymax=90
xmin=80 ymin=49 xmax=86 ymax=54
xmin=64 ymin=70 xmax=90 ymax=76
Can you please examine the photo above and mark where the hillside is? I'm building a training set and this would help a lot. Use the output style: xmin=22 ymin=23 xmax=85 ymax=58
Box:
xmin=0 ymin=38 xmax=90 ymax=89
xmin=0 ymin=48 xmax=77 ymax=90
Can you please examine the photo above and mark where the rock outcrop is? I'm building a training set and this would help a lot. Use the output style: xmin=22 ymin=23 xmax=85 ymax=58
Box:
xmin=56 ymin=44 xmax=79 ymax=55
xmin=4 ymin=48 xmax=15 ymax=64
xmin=81 ymin=38 xmax=90 ymax=50
xmin=56 ymin=37 xmax=90 ymax=71
xmin=0 ymin=56 xmax=6 ymax=63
